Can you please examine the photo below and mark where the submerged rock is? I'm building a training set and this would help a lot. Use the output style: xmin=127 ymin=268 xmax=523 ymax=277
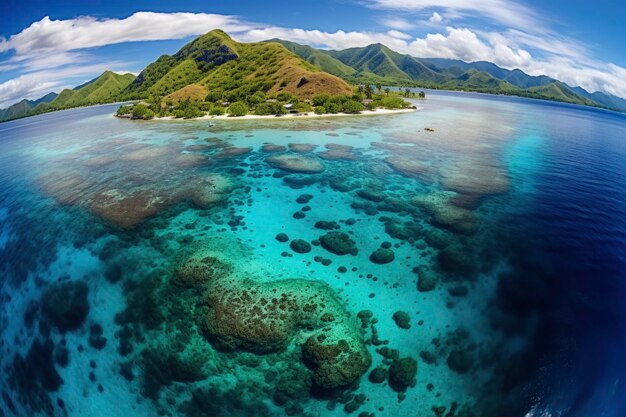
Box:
xmin=217 ymin=146 xmax=253 ymax=158
xmin=369 ymin=248 xmax=395 ymax=264
xmin=121 ymin=146 xmax=172 ymax=162
xmin=314 ymin=220 xmax=339 ymax=230
xmin=413 ymin=192 xmax=479 ymax=235
xmin=8 ymin=339 xmax=63 ymax=414
xmin=290 ymin=239 xmax=312 ymax=254
xmin=39 ymin=172 xmax=93 ymax=205
xmin=392 ymin=311 xmax=411 ymax=329
xmin=90 ymin=173 xmax=233 ymax=228
xmin=203 ymin=277 xmax=371 ymax=388
xmin=296 ymin=194 xmax=313 ymax=204
xmin=357 ymin=188 xmax=386 ymax=203
xmin=320 ymin=232 xmax=358 ymax=256
xmin=267 ymin=154 xmax=325 ymax=173
xmin=141 ymin=345 xmax=210 ymax=399
xmin=388 ymin=357 xmax=417 ymax=392
xmin=42 ymin=281 xmax=89 ymax=332
xmin=447 ymin=349 xmax=474 ymax=374
xmin=88 ymin=324 xmax=107 ymax=350
xmin=90 ymin=189 xmax=172 ymax=229
xmin=368 ymin=366 xmax=389 ymax=383
xmin=317 ymin=143 xmax=357 ymax=161
xmin=262 ymin=143 xmax=287 ymax=153
xmin=174 ymin=153 xmax=209 ymax=168
xmin=174 ymin=249 xmax=232 ymax=288
xmin=185 ymin=174 xmax=234 ymax=209
xmin=302 ymin=326 xmax=372 ymax=389
xmin=441 ymin=161 xmax=509 ymax=197
xmin=177 ymin=249 xmax=371 ymax=390
xmin=416 ymin=266 xmax=439 ymax=292
xmin=383 ymin=218 xmax=424 ymax=243
xmin=275 ymin=233 xmax=289 ymax=242
xmin=437 ymin=245 xmax=478 ymax=278
xmin=288 ymin=143 xmax=317 ymax=153
xmin=385 ymin=156 xmax=430 ymax=179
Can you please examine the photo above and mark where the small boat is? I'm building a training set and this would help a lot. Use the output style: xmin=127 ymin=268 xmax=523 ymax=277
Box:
xmin=425 ymin=127 xmax=435 ymax=132
xmin=208 ymin=122 xmax=215 ymax=127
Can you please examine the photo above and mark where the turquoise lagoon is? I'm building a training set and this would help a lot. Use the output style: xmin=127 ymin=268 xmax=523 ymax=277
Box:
xmin=1 ymin=91 xmax=626 ymax=417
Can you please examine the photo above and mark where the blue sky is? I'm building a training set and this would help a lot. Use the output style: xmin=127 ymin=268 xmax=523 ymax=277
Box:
xmin=1 ymin=0 xmax=625 ymax=107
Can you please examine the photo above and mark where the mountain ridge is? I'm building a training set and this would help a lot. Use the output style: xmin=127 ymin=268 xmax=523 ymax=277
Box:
xmin=271 ymin=39 xmax=626 ymax=112
xmin=0 ymin=71 xmax=135 ymax=122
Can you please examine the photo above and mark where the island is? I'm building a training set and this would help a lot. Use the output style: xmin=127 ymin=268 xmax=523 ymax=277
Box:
xmin=114 ymin=30 xmax=417 ymax=120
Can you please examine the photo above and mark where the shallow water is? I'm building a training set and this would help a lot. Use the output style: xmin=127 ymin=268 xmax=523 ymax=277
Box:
xmin=0 ymin=92 xmax=625 ymax=417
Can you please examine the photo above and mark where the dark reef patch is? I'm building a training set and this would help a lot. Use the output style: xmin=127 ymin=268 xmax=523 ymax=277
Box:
xmin=319 ymin=232 xmax=358 ymax=256
xmin=8 ymin=339 xmax=63 ymax=414
xmin=41 ymin=281 xmax=89 ymax=333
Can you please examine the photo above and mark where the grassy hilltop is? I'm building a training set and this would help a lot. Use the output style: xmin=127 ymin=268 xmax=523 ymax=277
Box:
xmin=120 ymin=29 xmax=353 ymax=102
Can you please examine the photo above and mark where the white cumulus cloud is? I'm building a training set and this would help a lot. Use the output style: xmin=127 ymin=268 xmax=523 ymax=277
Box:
xmin=0 ymin=12 xmax=254 ymax=56
xmin=429 ymin=12 xmax=443 ymax=24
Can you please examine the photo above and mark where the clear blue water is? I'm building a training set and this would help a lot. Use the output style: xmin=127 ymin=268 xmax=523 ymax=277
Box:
xmin=0 ymin=92 xmax=625 ymax=417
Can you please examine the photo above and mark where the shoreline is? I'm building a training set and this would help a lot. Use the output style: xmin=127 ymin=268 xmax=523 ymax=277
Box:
xmin=137 ymin=107 xmax=418 ymax=122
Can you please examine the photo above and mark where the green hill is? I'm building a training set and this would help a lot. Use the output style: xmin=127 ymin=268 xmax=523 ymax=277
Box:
xmin=51 ymin=71 xmax=136 ymax=108
xmin=270 ymin=39 xmax=356 ymax=79
xmin=120 ymin=30 xmax=353 ymax=102
xmin=569 ymin=87 xmax=626 ymax=112
xmin=327 ymin=43 xmax=444 ymax=84
xmin=0 ymin=92 xmax=58 ymax=122
xmin=527 ymin=82 xmax=598 ymax=106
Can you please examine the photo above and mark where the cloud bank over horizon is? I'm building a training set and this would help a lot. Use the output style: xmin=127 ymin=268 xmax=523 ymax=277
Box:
xmin=0 ymin=4 xmax=624 ymax=108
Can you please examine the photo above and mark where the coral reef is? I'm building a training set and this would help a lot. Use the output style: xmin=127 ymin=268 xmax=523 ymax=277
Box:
xmin=90 ymin=189 xmax=172 ymax=229
xmin=441 ymin=161 xmax=509 ymax=197
xmin=413 ymin=192 xmax=480 ymax=235
xmin=317 ymin=144 xmax=357 ymax=161
xmin=288 ymin=143 xmax=317 ymax=153
xmin=320 ymin=232 xmax=358 ymax=256
xmin=175 ymin=248 xmax=371 ymax=389
xmin=388 ymin=357 xmax=417 ymax=392
xmin=369 ymin=248 xmax=395 ymax=264
xmin=385 ymin=156 xmax=430 ymax=179
xmin=289 ymin=239 xmax=312 ymax=253
xmin=392 ymin=311 xmax=411 ymax=329
xmin=267 ymin=154 xmax=325 ymax=173
xmin=41 ymin=281 xmax=89 ymax=332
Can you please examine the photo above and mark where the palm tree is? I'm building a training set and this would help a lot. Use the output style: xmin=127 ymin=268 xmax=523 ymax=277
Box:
xmin=364 ymin=84 xmax=373 ymax=99
xmin=357 ymin=84 xmax=364 ymax=97
xmin=384 ymin=87 xmax=390 ymax=95
xmin=376 ymin=83 xmax=382 ymax=94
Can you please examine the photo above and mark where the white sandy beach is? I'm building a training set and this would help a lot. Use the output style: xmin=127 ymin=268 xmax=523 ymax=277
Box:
xmin=146 ymin=107 xmax=418 ymax=122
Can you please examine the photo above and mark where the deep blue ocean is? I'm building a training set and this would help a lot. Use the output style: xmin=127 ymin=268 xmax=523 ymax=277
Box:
xmin=0 ymin=91 xmax=624 ymax=417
